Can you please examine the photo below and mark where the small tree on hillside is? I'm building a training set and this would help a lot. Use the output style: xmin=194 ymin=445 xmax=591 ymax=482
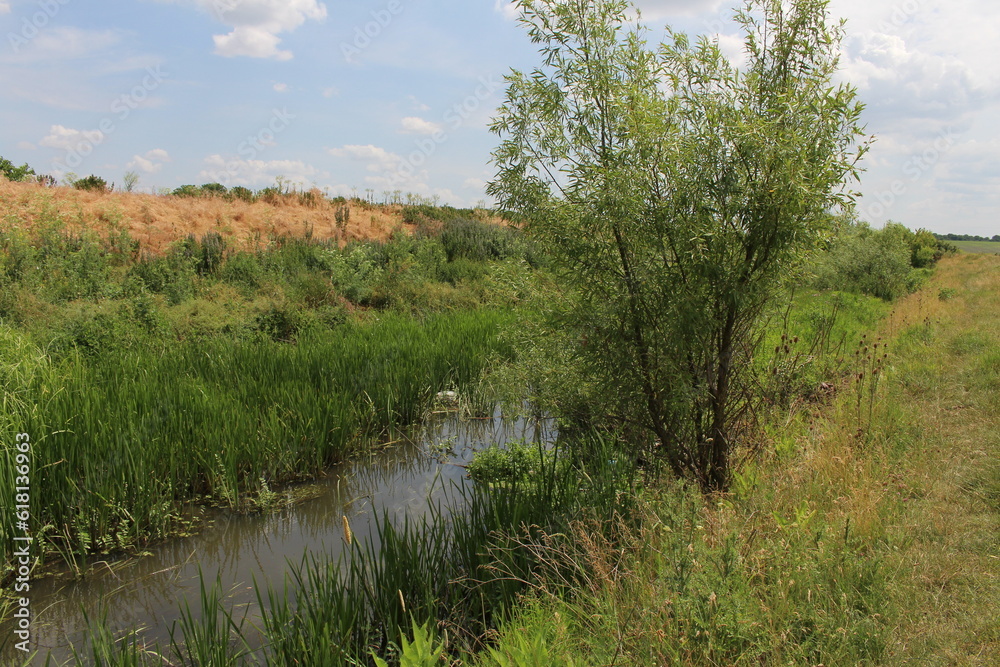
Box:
xmin=489 ymin=0 xmax=868 ymax=490
xmin=0 ymin=156 xmax=36 ymax=182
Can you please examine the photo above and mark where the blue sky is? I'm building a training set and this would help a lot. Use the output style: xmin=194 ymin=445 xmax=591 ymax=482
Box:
xmin=1 ymin=0 xmax=997 ymax=236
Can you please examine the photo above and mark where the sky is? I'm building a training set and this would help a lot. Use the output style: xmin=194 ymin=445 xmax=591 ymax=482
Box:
xmin=0 ymin=0 xmax=997 ymax=236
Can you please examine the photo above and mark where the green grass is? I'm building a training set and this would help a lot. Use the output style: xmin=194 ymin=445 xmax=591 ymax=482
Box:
xmin=67 ymin=435 xmax=638 ymax=665
xmin=0 ymin=202 xmax=546 ymax=577
xmin=951 ymin=240 xmax=1000 ymax=254
xmin=0 ymin=308 xmax=516 ymax=575
xmin=465 ymin=255 xmax=1000 ymax=665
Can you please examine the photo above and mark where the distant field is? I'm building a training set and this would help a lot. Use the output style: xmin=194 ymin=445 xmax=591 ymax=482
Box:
xmin=952 ymin=240 xmax=1000 ymax=254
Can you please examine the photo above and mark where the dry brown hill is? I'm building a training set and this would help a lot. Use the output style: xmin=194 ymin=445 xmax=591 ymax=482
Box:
xmin=0 ymin=179 xmax=432 ymax=254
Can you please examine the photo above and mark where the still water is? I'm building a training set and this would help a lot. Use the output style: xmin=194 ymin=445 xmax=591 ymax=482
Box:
xmin=4 ymin=407 xmax=553 ymax=665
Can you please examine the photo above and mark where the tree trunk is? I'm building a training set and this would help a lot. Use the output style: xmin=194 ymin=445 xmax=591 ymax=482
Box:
xmin=706 ymin=305 xmax=737 ymax=491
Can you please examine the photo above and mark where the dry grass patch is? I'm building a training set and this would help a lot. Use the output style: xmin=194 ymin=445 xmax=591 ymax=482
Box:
xmin=0 ymin=179 xmax=417 ymax=253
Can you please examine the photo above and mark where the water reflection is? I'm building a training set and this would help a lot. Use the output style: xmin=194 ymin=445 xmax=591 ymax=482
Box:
xmin=2 ymin=407 xmax=553 ymax=665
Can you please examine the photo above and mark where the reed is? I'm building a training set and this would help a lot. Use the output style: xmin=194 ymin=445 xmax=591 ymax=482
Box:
xmin=70 ymin=435 xmax=637 ymax=665
xmin=1 ymin=309 xmax=515 ymax=575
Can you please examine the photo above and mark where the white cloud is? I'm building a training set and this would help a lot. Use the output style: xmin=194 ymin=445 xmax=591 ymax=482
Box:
xmin=128 ymin=149 xmax=171 ymax=173
xmin=273 ymin=82 xmax=288 ymax=92
xmin=399 ymin=116 xmax=443 ymax=135
xmin=494 ymin=0 xmax=725 ymax=22
xmin=16 ymin=141 xmax=35 ymax=151
xmin=329 ymin=144 xmax=402 ymax=168
xmin=1 ymin=27 xmax=122 ymax=64
xmin=322 ymin=86 xmax=339 ymax=98
xmin=200 ymin=154 xmax=318 ymax=187
xmin=39 ymin=125 xmax=104 ymax=151
xmin=0 ymin=2 xmax=10 ymax=14
xmin=494 ymin=1 xmax=518 ymax=20
xmin=187 ymin=0 xmax=327 ymax=60
xmin=328 ymin=143 xmax=427 ymax=190
xmin=407 ymin=95 xmax=430 ymax=112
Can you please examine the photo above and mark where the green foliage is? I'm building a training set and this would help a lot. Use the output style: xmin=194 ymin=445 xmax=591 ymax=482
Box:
xmin=325 ymin=241 xmax=388 ymax=306
xmin=0 ymin=309 xmax=515 ymax=573
xmin=372 ymin=619 xmax=448 ymax=667
xmin=171 ymin=184 xmax=201 ymax=197
xmin=402 ymin=203 xmax=475 ymax=225
xmin=812 ymin=220 xmax=947 ymax=300
xmin=814 ymin=222 xmax=913 ymax=300
xmin=0 ymin=156 xmax=36 ymax=182
xmin=489 ymin=0 xmax=867 ymax=490
xmin=229 ymin=186 xmax=256 ymax=203
xmin=127 ymin=249 xmax=198 ymax=305
xmin=122 ymin=170 xmax=140 ymax=193
xmin=73 ymin=174 xmax=109 ymax=192
xmin=200 ymin=182 xmax=228 ymax=196
xmin=467 ymin=440 xmax=562 ymax=485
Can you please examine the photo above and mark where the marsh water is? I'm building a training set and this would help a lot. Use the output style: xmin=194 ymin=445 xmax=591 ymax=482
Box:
xmin=3 ymin=407 xmax=554 ymax=665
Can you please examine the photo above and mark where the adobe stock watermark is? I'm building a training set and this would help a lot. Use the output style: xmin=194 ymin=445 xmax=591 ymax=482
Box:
xmin=51 ymin=66 xmax=169 ymax=174
xmin=390 ymin=74 xmax=503 ymax=187
xmin=341 ymin=0 xmax=404 ymax=64
xmin=210 ymin=0 xmax=238 ymax=22
xmin=7 ymin=0 xmax=71 ymax=53
xmin=874 ymin=0 xmax=922 ymax=32
xmin=204 ymin=108 xmax=296 ymax=186
xmin=10 ymin=433 xmax=33 ymax=654
xmin=863 ymin=127 xmax=959 ymax=220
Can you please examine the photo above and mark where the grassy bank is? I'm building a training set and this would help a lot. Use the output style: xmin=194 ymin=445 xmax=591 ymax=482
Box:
xmin=47 ymin=281 xmax=896 ymax=665
xmin=470 ymin=254 xmax=1000 ymax=665
xmin=0 ymin=308 xmax=516 ymax=575
xmin=0 ymin=200 xmax=540 ymax=577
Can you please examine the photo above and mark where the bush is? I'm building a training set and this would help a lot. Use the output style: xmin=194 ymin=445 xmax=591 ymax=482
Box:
xmin=814 ymin=223 xmax=914 ymax=300
xmin=127 ymin=250 xmax=198 ymax=305
xmin=196 ymin=232 xmax=226 ymax=276
xmin=73 ymin=175 xmax=109 ymax=192
xmin=440 ymin=218 xmax=523 ymax=263
xmin=254 ymin=303 xmax=308 ymax=342
xmin=229 ymin=186 xmax=255 ymax=203
xmin=0 ymin=156 xmax=36 ymax=182
xmin=200 ymin=183 xmax=227 ymax=196
xmin=324 ymin=242 xmax=387 ymax=306
xmin=219 ymin=251 xmax=264 ymax=293
xmin=172 ymin=185 xmax=201 ymax=198
xmin=439 ymin=257 xmax=486 ymax=285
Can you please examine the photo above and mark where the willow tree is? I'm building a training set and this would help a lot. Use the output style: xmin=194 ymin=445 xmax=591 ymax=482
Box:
xmin=488 ymin=0 xmax=868 ymax=491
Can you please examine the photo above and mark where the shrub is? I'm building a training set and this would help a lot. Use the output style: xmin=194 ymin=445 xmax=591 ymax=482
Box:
xmin=197 ymin=232 xmax=226 ymax=276
xmin=219 ymin=251 xmax=264 ymax=293
xmin=0 ymin=156 xmax=36 ymax=182
xmin=73 ymin=175 xmax=109 ymax=192
xmin=200 ymin=183 xmax=227 ymax=196
xmin=439 ymin=257 xmax=486 ymax=285
xmin=171 ymin=185 xmax=200 ymax=197
xmin=814 ymin=223 xmax=913 ymax=300
xmin=440 ymin=218 xmax=523 ymax=263
xmin=127 ymin=250 xmax=198 ymax=305
xmin=254 ymin=303 xmax=308 ymax=342
xmin=324 ymin=242 xmax=387 ymax=306
xmin=230 ymin=186 xmax=255 ymax=203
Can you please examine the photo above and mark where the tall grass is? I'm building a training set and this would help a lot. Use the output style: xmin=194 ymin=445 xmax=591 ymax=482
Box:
xmin=0 ymin=309 xmax=515 ymax=575
xmin=70 ymin=435 xmax=638 ymax=665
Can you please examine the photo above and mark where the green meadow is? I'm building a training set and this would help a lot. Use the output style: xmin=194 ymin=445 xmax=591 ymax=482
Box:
xmin=951 ymin=240 xmax=1000 ymax=254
